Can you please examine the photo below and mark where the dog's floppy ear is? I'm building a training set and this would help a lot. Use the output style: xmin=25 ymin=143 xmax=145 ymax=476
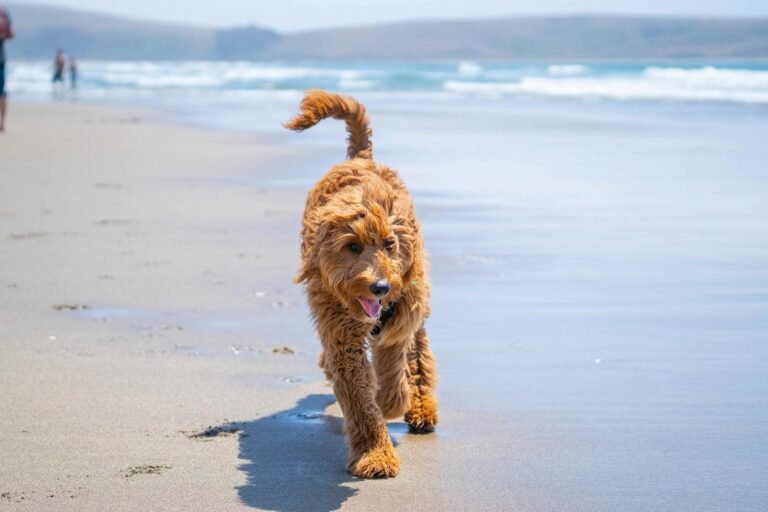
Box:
xmin=295 ymin=220 xmax=334 ymax=283
xmin=391 ymin=214 xmax=423 ymax=283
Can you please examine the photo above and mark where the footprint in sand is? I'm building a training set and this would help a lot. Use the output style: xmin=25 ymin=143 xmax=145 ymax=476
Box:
xmin=121 ymin=465 xmax=171 ymax=477
xmin=53 ymin=304 xmax=90 ymax=311
xmin=8 ymin=232 xmax=48 ymax=240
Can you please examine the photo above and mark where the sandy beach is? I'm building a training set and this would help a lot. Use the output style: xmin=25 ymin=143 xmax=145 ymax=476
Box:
xmin=0 ymin=102 xmax=511 ymax=511
xmin=2 ymin=98 xmax=767 ymax=511
xmin=0 ymin=102 xmax=313 ymax=510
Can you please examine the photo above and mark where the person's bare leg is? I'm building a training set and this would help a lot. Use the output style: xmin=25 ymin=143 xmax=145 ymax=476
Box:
xmin=0 ymin=96 xmax=6 ymax=132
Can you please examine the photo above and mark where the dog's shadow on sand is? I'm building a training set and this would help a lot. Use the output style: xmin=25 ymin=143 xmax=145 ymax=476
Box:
xmin=234 ymin=394 xmax=357 ymax=512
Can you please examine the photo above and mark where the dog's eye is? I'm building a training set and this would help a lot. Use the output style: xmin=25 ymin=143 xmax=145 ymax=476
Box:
xmin=348 ymin=243 xmax=362 ymax=254
xmin=384 ymin=239 xmax=396 ymax=252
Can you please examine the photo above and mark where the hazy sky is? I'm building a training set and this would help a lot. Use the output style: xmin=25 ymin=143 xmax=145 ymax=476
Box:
xmin=9 ymin=0 xmax=768 ymax=31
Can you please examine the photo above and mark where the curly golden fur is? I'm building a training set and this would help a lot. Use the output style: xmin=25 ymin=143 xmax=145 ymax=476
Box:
xmin=285 ymin=90 xmax=438 ymax=478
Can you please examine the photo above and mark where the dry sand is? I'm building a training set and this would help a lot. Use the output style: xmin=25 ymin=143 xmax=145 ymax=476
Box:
xmin=0 ymin=102 xmax=309 ymax=510
xmin=0 ymin=102 xmax=323 ymax=510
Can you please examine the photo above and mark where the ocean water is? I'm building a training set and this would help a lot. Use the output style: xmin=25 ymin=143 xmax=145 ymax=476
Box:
xmin=8 ymin=59 xmax=768 ymax=509
xmin=8 ymin=59 xmax=768 ymax=104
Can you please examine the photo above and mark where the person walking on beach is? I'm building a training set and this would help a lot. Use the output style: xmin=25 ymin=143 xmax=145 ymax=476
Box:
xmin=0 ymin=6 xmax=14 ymax=132
xmin=69 ymin=57 xmax=78 ymax=90
xmin=52 ymin=49 xmax=66 ymax=94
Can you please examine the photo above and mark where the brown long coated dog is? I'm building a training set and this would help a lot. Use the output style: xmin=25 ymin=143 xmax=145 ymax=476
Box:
xmin=285 ymin=90 xmax=438 ymax=478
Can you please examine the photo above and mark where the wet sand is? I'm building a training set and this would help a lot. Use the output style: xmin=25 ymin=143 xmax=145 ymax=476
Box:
xmin=1 ymin=100 xmax=767 ymax=511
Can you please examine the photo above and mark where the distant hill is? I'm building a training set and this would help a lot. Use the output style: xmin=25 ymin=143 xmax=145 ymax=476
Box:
xmin=4 ymin=4 xmax=278 ymax=60
xmin=263 ymin=16 xmax=768 ymax=59
xmin=4 ymin=4 xmax=768 ymax=60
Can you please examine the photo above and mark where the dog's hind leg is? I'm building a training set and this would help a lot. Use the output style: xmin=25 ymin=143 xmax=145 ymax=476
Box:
xmin=320 ymin=329 xmax=400 ymax=478
xmin=404 ymin=326 xmax=438 ymax=433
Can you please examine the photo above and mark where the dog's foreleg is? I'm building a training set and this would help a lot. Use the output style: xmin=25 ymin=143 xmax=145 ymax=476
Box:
xmin=404 ymin=326 xmax=438 ymax=433
xmin=325 ymin=336 xmax=400 ymax=478
xmin=373 ymin=339 xmax=411 ymax=419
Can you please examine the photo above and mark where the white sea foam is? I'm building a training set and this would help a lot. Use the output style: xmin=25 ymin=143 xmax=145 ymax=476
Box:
xmin=8 ymin=60 xmax=362 ymax=93
xmin=547 ymin=64 xmax=589 ymax=76
xmin=643 ymin=66 xmax=768 ymax=89
xmin=96 ymin=61 xmax=343 ymax=88
xmin=458 ymin=60 xmax=483 ymax=77
xmin=444 ymin=67 xmax=768 ymax=104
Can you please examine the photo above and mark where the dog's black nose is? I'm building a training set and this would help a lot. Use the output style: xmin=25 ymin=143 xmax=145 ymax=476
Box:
xmin=369 ymin=280 xmax=390 ymax=297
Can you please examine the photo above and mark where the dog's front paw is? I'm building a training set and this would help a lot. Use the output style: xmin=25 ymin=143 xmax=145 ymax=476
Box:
xmin=405 ymin=401 xmax=438 ymax=434
xmin=348 ymin=445 xmax=400 ymax=479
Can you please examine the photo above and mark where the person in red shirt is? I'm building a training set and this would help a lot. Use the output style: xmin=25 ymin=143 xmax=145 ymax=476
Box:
xmin=0 ymin=6 xmax=14 ymax=132
xmin=53 ymin=49 xmax=66 ymax=83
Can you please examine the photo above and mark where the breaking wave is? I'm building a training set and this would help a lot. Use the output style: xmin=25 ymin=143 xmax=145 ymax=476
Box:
xmin=444 ymin=66 xmax=768 ymax=104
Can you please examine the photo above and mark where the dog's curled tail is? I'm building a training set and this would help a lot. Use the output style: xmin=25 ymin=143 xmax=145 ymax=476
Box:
xmin=284 ymin=90 xmax=372 ymax=160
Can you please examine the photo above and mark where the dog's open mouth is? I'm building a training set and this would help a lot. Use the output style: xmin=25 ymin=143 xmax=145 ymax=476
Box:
xmin=357 ymin=297 xmax=382 ymax=318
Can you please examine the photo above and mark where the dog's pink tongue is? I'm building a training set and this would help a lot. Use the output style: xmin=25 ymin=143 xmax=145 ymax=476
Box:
xmin=359 ymin=297 xmax=382 ymax=318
